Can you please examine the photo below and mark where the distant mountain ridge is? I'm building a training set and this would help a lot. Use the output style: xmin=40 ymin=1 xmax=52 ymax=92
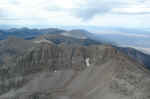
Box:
xmin=0 ymin=28 xmax=66 ymax=40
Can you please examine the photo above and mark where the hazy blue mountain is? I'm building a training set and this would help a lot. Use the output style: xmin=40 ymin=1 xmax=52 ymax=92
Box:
xmin=88 ymin=27 xmax=150 ymax=48
xmin=0 ymin=28 xmax=66 ymax=40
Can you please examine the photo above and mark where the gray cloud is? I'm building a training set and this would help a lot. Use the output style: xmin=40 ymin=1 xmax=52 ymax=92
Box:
xmin=0 ymin=8 xmax=16 ymax=20
xmin=0 ymin=9 xmax=7 ymax=18
xmin=73 ymin=7 xmax=110 ymax=20
xmin=72 ymin=0 xmax=150 ymax=20
xmin=113 ymin=12 xmax=150 ymax=15
xmin=72 ymin=0 xmax=113 ymax=20
xmin=0 ymin=0 xmax=150 ymax=28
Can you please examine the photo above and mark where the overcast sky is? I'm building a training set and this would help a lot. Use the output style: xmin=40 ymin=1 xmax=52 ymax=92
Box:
xmin=0 ymin=0 xmax=150 ymax=29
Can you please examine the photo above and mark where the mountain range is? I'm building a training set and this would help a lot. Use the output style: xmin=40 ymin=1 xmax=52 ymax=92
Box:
xmin=0 ymin=28 xmax=150 ymax=99
xmin=0 ymin=28 xmax=149 ymax=68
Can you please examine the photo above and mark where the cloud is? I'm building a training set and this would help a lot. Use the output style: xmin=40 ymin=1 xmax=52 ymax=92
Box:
xmin=72 ymin=0 xmax=114 ymax=20
xmin=72 ymin=0 xmax=150 ymax=20
xmin=73 ymin=6 xmax=110 ymax=20
xmin=0 ymin=9 xmax=5 ymax=17
xmin=0 ymin=0 xmax=150 ymax=29
xmin=112 ymin=5 xmax=150 ymax=15
xmin=0 ymin=0 xmax=80 ymax=24
xmin=98 ymin=31 xmax=150 ymax=38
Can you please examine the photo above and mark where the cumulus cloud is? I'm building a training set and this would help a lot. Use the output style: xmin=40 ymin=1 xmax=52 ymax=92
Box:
xmin=0 ymin=0 xmax=76 ymax=25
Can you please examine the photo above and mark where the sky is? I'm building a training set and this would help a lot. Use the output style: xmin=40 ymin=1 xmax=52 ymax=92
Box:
xmin=0 ymin=0 xmax=150 ymax=29
xmin=0 ymin=0 xmax=150 ymax=52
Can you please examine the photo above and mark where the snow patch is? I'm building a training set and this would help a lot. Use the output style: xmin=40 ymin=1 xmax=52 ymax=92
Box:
xmin=85 ymin=58 xmax=90 ymax=67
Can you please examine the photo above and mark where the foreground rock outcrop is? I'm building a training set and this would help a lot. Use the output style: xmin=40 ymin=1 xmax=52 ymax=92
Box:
xmin=0 ymin=43 xmax=150 ymax=99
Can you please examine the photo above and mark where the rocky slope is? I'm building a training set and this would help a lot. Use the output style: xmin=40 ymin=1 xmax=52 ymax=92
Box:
xmin=0 ymin=43 xmax=150 ymax=99
xmin=116 ymin=46 xmax=150 ymax=69
xmin=0 ymin=36 xmax=38 ymax=65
